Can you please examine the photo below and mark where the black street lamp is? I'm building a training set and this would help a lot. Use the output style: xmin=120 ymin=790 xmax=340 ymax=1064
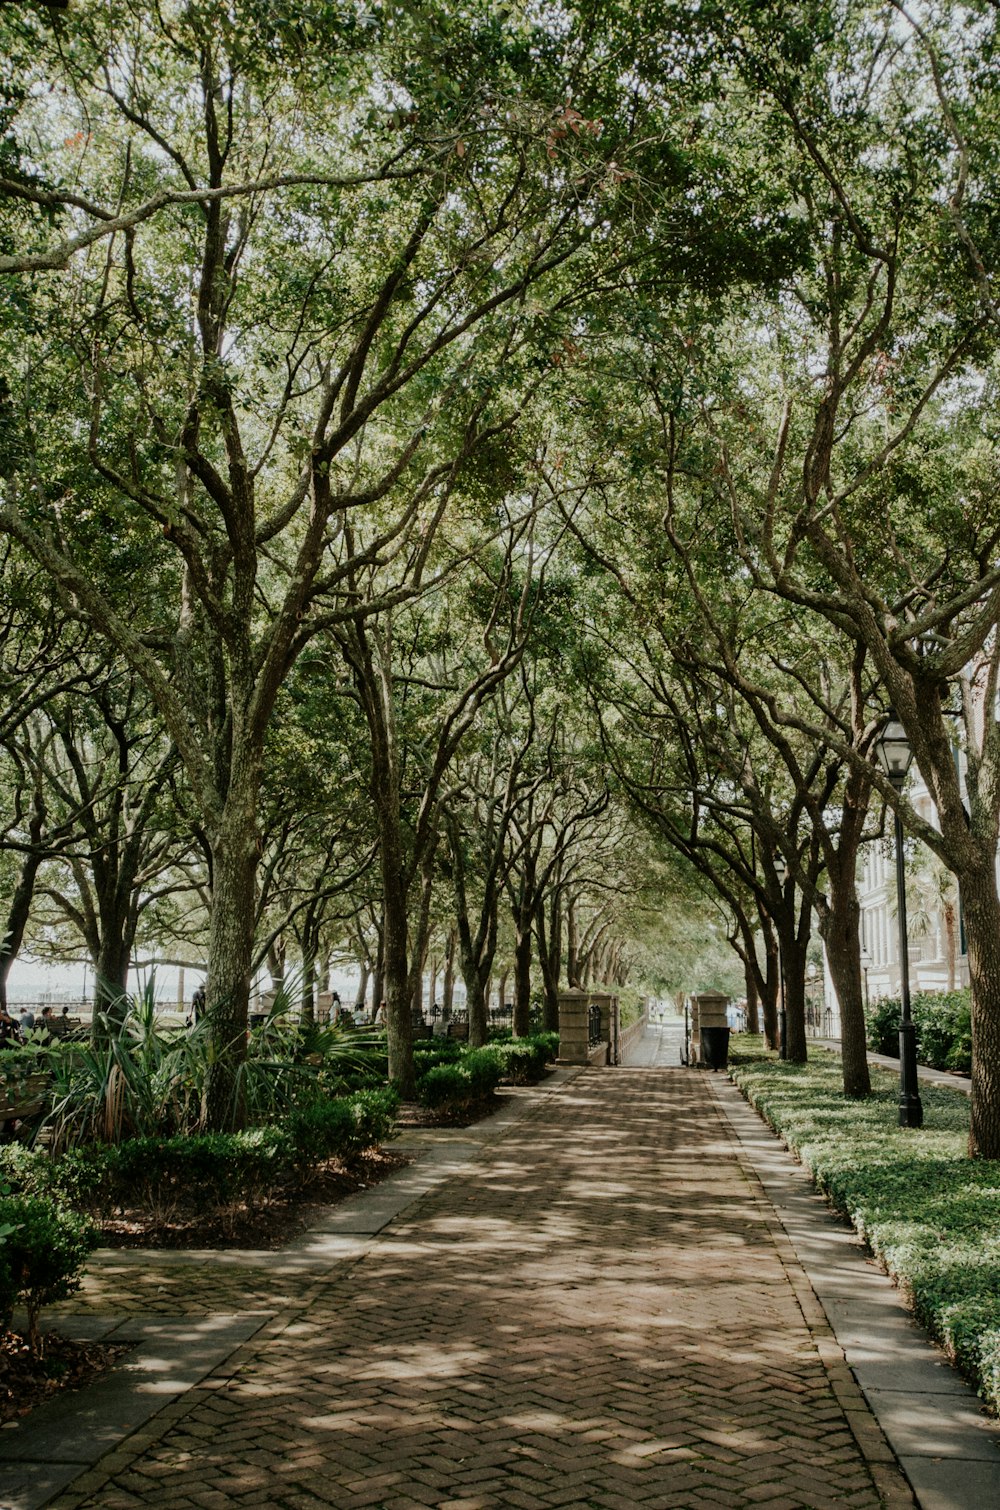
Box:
xmin=774 ymin=854 xmax=787 ymax=1060
xmin=874 ymin=713 xmax=924 ymax=1129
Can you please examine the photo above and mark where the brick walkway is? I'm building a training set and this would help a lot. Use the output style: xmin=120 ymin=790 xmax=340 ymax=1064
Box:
xmin=40 ymin=1066 xmax=910 ymax=1510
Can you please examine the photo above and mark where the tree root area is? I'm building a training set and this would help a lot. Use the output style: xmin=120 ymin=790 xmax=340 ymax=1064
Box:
xmin=0 ymin=1328 xmax=132 ymax=1426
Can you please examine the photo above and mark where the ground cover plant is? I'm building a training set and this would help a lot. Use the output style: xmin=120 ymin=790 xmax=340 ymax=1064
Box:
xmin=728 ymin=1040 xmax=1000 ymax=1412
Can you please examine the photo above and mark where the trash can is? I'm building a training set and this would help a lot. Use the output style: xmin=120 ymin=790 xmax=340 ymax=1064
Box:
xmin=699 ymin=1025 xmax=730 ymax=1071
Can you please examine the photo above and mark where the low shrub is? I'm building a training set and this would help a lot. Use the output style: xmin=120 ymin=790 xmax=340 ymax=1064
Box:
xmin=81 ymin=1127 xmax=294 ymax=1221
xmin=864 ymin=995 xmax=901 ymax=1056
xmin=496 ymin=1036 xmax=555 ymax=1084
xmin=287 ymin=1087 xmax=398 ymax=1166
xmin=460 ymin=1048 xmax=504 ymax=1097
xmin=729 ymin=1046 xmax=1000 ymax=1412
xmin=0 ymin=1193 xmax=97 ymax=1353
xmin=533 ymin=1030 xmax=560 ymax=1061
xmin=913 ymin=992 xmax=972 ymax=1075
xmin=413 ymin=1041 xmax=464 ymax=1072
xmin=416 ymin=1064 xmax=476 ymax=1111
xmin=4 ymin=1087 xmax=399 ymax=1228
xmin=865 ymin=990 xmax=972 ymax=1073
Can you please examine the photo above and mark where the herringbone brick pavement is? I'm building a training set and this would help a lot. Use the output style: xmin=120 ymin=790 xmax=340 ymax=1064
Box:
xmin=47 ymin=1071 xmax=909 ymax=1510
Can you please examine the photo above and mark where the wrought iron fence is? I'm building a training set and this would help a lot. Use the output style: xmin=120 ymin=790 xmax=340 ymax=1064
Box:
xmin=588 ymin=1002 xmax=602 ymax=1047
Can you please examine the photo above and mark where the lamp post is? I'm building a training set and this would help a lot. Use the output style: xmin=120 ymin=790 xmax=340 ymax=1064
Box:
xmin=874 ymin=713 xmax=924 ymax=1129
xmin=774 ymin=854 xmax=787 ymax=1059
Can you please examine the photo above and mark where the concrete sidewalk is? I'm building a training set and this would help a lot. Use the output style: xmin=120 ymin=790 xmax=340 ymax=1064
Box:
xmin=2 ymin=1046 xmax=996 ymax=1510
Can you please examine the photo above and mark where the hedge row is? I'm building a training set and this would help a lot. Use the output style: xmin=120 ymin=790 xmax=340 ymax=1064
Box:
xmin=414 ymin=1033 xmax=558 ymax=1110
xmin=865 ymin=990 xmax=971 ymax=1074
xmin=0 ymin=1087 xmax=399 ymax=1219
xmin=729 ymin=1046 xmax=1000 ymax=1413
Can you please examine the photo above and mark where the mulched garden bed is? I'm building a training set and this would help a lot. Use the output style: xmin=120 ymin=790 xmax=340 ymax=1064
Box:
xmin=0 ymin=1329 xmax=133 ymax=1427
xmin=395 ymin=1093 xmax=500 ymax=1128
xmin=98 ymin=1147 xmax=408 ymax=1250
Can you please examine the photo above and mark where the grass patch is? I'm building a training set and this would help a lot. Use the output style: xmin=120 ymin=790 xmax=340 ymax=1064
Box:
xmin=727 ymin=1037 xmax=1000 ymax=1413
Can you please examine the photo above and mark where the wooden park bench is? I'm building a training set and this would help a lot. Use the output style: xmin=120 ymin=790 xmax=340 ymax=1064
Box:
xmin=0 ymin=1070 xmax=51 ymax=1139
xmin=44 ymin=1015 xmax=83 ymax=1039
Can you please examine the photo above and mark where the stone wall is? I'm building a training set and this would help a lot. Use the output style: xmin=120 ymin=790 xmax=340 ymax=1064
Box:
xmin=618 ymin=1003 xmax=649 ymax=1061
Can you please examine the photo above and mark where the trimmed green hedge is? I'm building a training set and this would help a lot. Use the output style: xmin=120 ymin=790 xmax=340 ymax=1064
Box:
xmin=0 ymin=1087 xmax=399 ymax=1222
xmin=0 ymin=1193 xmax=97 ymax=1353
xmin=414 ymin=1033 xmax=557 ymax=1110
xmin=729 ymin=1045 xmax=1000 ymax=1412
xmin=865 ymin=990 xmax=972 ymax=1073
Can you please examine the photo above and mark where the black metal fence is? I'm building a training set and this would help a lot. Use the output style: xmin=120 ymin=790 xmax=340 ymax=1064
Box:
xmin=588 ymin=1002 xmax=602 ymax=1047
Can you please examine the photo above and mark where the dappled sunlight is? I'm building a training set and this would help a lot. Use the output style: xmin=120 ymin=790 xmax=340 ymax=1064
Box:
xmin=57 ymin=1069 xmax=885 ymax=1510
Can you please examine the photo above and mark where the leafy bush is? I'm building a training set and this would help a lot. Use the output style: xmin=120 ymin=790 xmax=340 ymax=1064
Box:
xmin=865 ymin=990 xmax=972 ymax=1073
xmin=416 ymin=1064 xmax=476 ymax=1110
xmin=35 ymin=986 xmax=395 ymax=1151
xmin=913 ymin=992 xmax=972 ymax=1074
xmin=729 ymin=1046 xmax=1000 ymax=1412
xmin=287 ymin=1087 xmax=398 ymax=1165
xmin=413 ymin=1042 xmax=464 ymax=1073
xmin=864 ymin=995 xmax=901 ymax=1056
xmin=460 ymin=1048 xmax=504 ymax=1097
xmin=478 ymin=1033 xmax=557 ymax=1084
xmin=533 ymin=1030 xmax=560 ymax=1061
xmin=0 ymin=1194 xmax=96 ymax=1354
xmin=4 ymin=1088 xmax=398 ymax=1229
xmin=414 ymin=1035 xmax=556 ymax=1105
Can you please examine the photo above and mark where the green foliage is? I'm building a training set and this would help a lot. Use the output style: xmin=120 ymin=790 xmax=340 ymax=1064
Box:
xmin=414 ymin=1032 xmax=557 ymax=1107
xmin=3 ymin=1087 xmax=398 ymax=1236
xmin=286 ymin=1087 xmax=399 ymax=1167
xmin=486 ymin=1036 xmax=554 ymax=1085
xmin=36 ymin=991 xmax=394 ymax=1149
xmin=416 ymin=1063 xmax=480 ymax=1111
xmin=0 ymin=1194 xmax=96 ymax=1353
xmin=865 ymin=991 xmax=972 ymax=1074
xmin=729 ymin=1047 xmax=1000 ymax=1412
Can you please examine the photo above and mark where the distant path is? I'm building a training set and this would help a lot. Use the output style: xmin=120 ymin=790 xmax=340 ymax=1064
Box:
xmin=622 ymin=1015 xmax=686 ymax=1067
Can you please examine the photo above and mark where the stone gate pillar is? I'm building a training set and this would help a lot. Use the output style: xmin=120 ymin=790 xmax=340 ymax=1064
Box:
xmin=556 ymin=989 xmax=591 ymax=1065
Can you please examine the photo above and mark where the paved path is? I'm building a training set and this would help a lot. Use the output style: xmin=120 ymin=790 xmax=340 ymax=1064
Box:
xmin=6 ymin=1037 xmax=997 ymax=1510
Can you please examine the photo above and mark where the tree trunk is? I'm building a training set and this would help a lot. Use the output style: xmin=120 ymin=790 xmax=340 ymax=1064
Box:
xmin=443 ymin=928 xmax=456 ymax=1014
xmin=410 ymin=955 xmax=424 ymax=1023
xmin=94 ymin=928 xmax=131 ymax=1028
xmin=465 ymin=969 xmax=488 ymax=1047
xmin=380 ymin=830 xmax=415 ymax=1094
xmin=0 ymin=794 xmax=45 ymax=1013
xmin=960 ymin=859 xmax=1000 ymax=1160
xmin=300 ymin=947 xmax=316 ymax=1029
xmin=743 ymin=962 xmax=759 ymax=1035
xmin=203 ymin=805 xmax=259 ymax=1130
xmin=355 ymin=959 xmax=370 ymax=1013
xmin=267 ymin=937 xmax=286 ymax=993
xmin=943 ymin=899 xmax=958 ymax=991
xmin=762 ymin=933 xmax=779 ymax=1050
xmin=535 ymin=900 xmax=561 ymax=1032
xmin=512 ymin=919 xmax=532 ymax=1037
xmin=820 ymin=879 xmax=870 ymax=1098
xmin=780 ymin=924 xmax=808 ymax=1064
xmin=566 ymin=895 xmax=580 ymax=988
